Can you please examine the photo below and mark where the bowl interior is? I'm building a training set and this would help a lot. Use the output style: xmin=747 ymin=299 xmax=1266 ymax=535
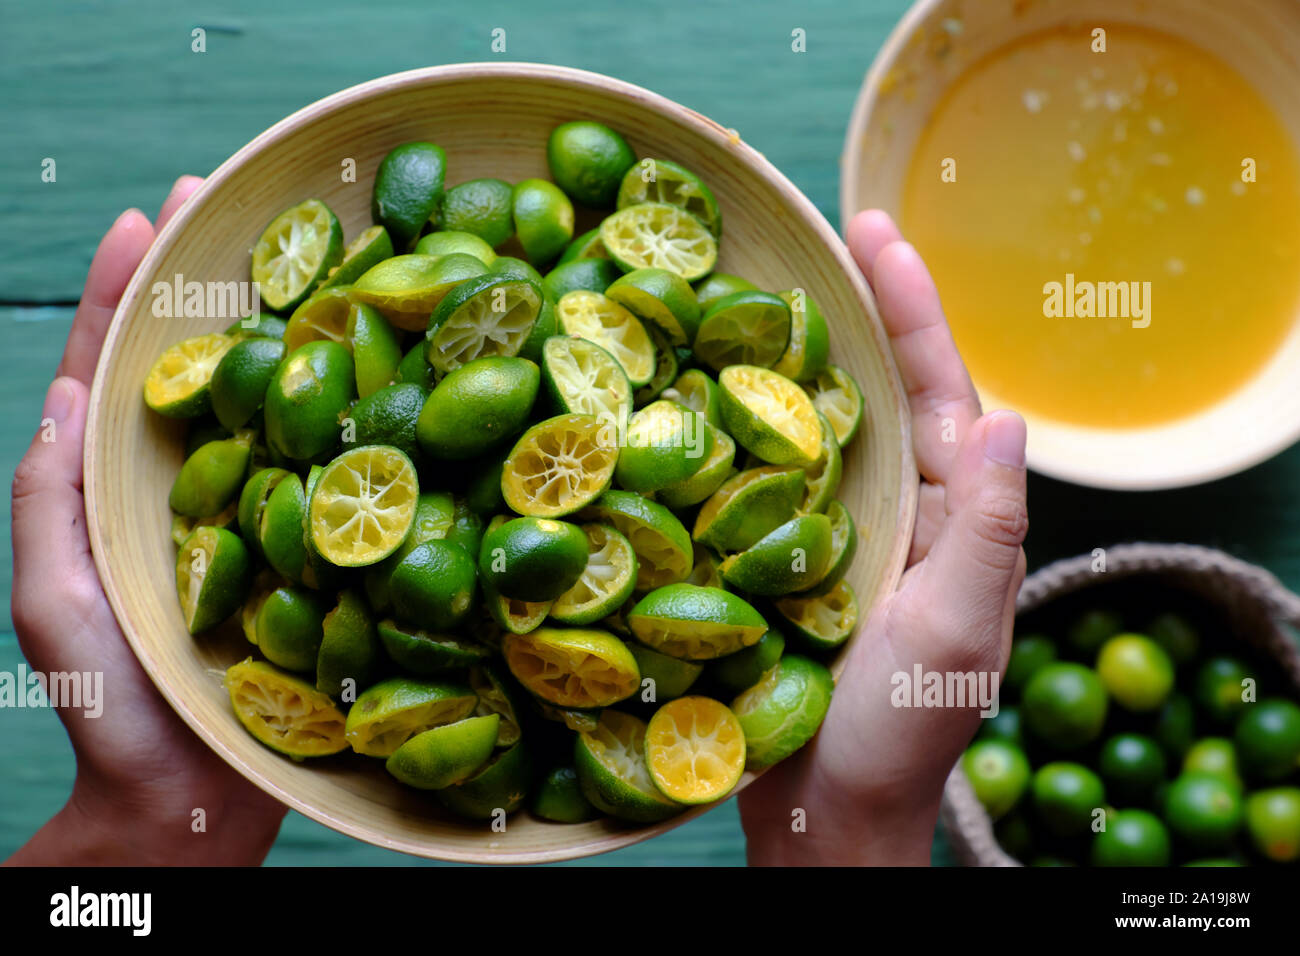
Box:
xmin=842 ymin=0 xmax=1300 ymax=490
xmin=86 ymin=64 xmax=915 ymax=862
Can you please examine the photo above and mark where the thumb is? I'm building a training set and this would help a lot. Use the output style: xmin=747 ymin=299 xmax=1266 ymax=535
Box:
xmin=11 ymin=377 xmax=96 ymax=643
xmin=912 ymin=410 xmax=1028 ymax=672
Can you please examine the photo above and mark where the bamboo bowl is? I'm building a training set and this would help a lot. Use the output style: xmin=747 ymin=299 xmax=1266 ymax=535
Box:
xmin=842 ymin=0 xmax=1300 ymax=490
xmin=85 ymin=63 xmax=917 ymax=863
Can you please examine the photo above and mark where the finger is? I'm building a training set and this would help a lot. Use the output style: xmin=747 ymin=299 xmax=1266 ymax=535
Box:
xmin=10 ymin=378 xmax=99 ymax=647
xmin=909 ymin=410 xmax=1028 ymax=672
xmin=908 ymin=482 xmax=946 ymax=566
xmin=845 ymin=209 xmax=903 ymax=287
xmin=156 ymin=175 xmax=204 ymax=233
xmin=869 ymin=239 xmax=983 ymax=485
xmin=846 ymin=211 xmax=982 ymax=482
xmin=59 ymin=209 xmax=155 ymax=386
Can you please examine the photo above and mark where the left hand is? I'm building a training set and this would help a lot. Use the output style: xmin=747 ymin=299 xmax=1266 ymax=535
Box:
xmin=6 ymin=177 xmax=287 ymax=866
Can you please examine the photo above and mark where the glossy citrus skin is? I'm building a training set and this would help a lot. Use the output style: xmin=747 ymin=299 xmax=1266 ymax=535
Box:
xmin=1004 ymin=635 xmax=1057 ymax=691
xmin=1236 ymin=699 xmax=1300 ymax=781
xmin=1165 ymin=773 xmax=1244 ymax=850
xmin=548 ymin=120 xmax=636 ymax=208
xmin=414 ymin=229 xmax=497 ymax=266
xmin=1194 ymin=657 xmax=1256 ymax=727
xmin=389 ymin=540 xmax=478 ymax=631
xmin=1092 ymin=810 xmax=1171 ymax=867
xmin=1098 ymin=734 xmax=1167 ymax=803
xmin=145 ymin=122 xmax=866 ymax=828
xmin=629 ymin=583 xmax=767 ymax=661
xmin=1245 ymin=788 xmax=1300 ymax=862
xmin=264 ymin=341 xmax=355 ymax=461
xmin=440 ymin=178 xmax=514 ymax=247
xmin=720 ymin=514 xmax=833 ymax=596
xmin=210 ymin=336 xmax=285 ymax=430
xmin=175 ymin=526 xmax=251 ymax=635
xmin=513 ymin=178 xmax=575 ymax=265
xmin=1031 ymin=762 xmax=1106 ymax=837
xmin=543 ymin=258 xmax=622 ymax=300
xmin=1022 ymin=663 xmax=1109 ymax=750
xmin=1096 ymin=634 xmax=1175 ymax=712
xmin=386 ymin=715 xmax=500 ymax=790
xmin=371 ymin=142 xmax=447 ymax=249
xmin=416 ymin=357 xmax=540 ymax=460
xmin=344 ymin=677 xmax=477 ymax=758
xmin=963 ymin=740 xmax=1032 ymax=820
xmin=437 ymin=740 xmax=532 ymax=819
xmin=478 ymin=516 xmax=589 ymax=603
xmin=731 ymin=655 xmax=833 ymax=770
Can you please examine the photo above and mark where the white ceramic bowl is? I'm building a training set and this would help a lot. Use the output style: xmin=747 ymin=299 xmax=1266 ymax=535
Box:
xmin=842 ymin=0 xmax=1300 ymax=490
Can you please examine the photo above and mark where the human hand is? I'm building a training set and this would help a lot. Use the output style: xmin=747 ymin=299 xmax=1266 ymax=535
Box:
xmin=6 ymin=178 xmax=287 ymax=866
xmin=739 ymin=210 xmax=1028 ymax=865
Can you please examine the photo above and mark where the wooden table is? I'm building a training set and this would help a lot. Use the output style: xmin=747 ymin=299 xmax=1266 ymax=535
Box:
xmin=4 ymin=0 xmax=1299 ymax=866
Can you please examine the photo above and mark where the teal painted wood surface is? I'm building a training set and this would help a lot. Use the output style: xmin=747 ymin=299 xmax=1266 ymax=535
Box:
xmin=2 ymin=0 xmax=910 ymax=301
xmin=5 ymin=0 xmax=1300 ymax=867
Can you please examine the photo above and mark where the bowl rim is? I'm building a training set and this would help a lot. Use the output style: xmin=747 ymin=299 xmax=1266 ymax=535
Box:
xmin=85 ymin=61 xmax=918 ymax=863
xmin=839 ymin=0 xmax=1300 ymax=491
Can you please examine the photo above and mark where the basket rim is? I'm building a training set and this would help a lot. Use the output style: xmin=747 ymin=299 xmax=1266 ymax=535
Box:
xmin=1017 ymin=542 xmax=1300 ymax=623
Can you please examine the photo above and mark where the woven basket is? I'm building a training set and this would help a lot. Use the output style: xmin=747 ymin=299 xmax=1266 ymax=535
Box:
xmin=942 ymin=543 xmax=1300 ymax=867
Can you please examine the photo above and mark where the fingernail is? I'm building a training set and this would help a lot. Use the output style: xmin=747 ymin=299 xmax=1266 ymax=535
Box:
xmin=43 ymin=377 xmax=75 ymax=425
xmin=116 ymin=207 xmax=147 ymax=230
xmin=888 ymin=240 xmax=920 ymax=266
xmin=984 ymin=411 xmax=1026 ymax=468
